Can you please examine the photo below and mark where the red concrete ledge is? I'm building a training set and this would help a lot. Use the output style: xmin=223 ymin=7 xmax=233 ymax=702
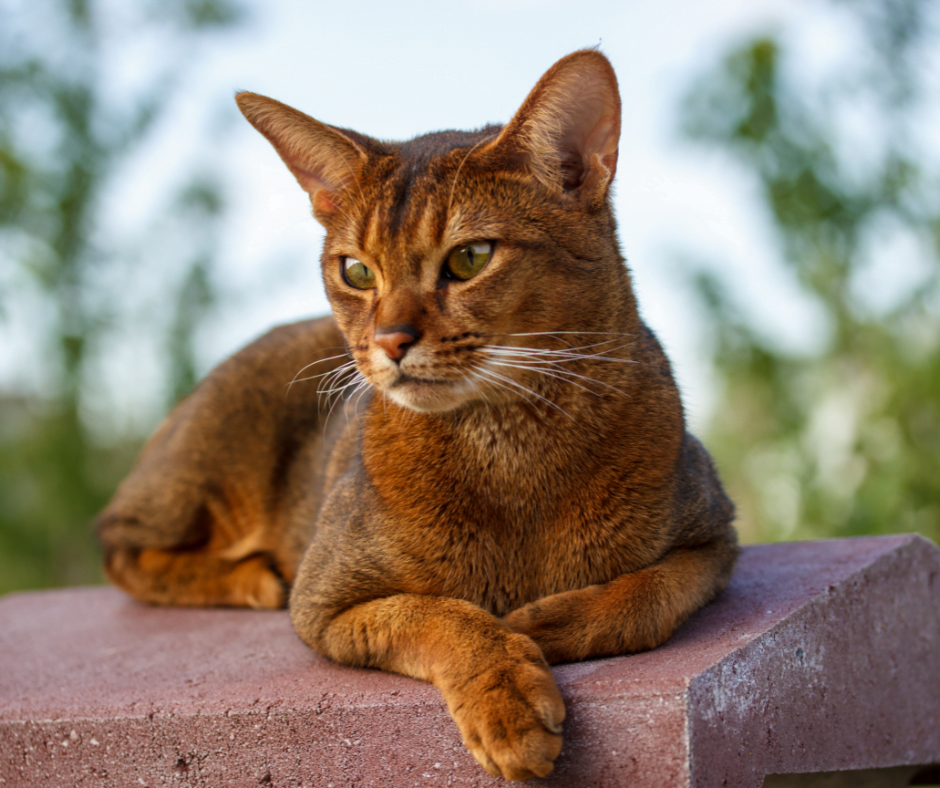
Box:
xmin=1 ymin=535 xmax=938 ymax=788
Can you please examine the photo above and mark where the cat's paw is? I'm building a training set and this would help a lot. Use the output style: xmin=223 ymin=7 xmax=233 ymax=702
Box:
xmin=104 ymin=548 xmax=288 ymax=609
xmin=505 ymin=584 xmax=672 ymax=664
xmin=226 ymin=554 xmax=289 ymax=609
xmin=503 ymin=592 xmax=593 ymax=665
xmin=445 ymin=634 xmax=565 ymax=781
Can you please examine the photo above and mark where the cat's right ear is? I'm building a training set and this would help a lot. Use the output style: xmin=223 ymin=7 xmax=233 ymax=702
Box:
xmin=236 ymin=92 xmax=367 ymax=223
xmin=488 ymin=50 xmax=621 ymax=204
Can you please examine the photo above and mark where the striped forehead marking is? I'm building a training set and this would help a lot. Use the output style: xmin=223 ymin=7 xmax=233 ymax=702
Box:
xmin=358 ymin=165 xmax=449 ymax=274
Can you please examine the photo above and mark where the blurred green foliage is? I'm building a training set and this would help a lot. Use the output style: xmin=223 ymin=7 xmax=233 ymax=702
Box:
xmin=1 ymin=0 xmax=937 ymax=596
xmin=681 ymin=0 xmax=940 ymax=543
xmin=0 ymin=0 xmax=242 ymax=594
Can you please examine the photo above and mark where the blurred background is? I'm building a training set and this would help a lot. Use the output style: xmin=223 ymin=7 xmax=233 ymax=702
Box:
xmin=1 ymin=0 xmax=938 ymax=595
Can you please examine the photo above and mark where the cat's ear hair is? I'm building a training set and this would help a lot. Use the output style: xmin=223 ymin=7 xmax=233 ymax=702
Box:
xmin=236 ymin=92 xmax=368 ymax=222
xmin=490 ymin=50 xmax=621 ymax=201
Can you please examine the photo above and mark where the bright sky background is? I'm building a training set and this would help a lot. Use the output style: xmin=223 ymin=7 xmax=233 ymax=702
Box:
xmin=192 ymin=0 xmax=815 ymax=428
xmin=6 ymin=0 xmax=870 ymax=434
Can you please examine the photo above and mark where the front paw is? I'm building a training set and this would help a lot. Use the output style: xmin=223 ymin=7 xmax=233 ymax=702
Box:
xmin=445 ymin=634 xmax=565 ymax=781
xmin=503 ymin=593 xmax=593 ymax=665
xmin=505 ymin=584 xmax=672 ymax=663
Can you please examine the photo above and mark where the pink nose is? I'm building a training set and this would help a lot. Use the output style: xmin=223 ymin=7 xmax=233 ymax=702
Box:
xmin=375 ymin=326 xmax=420 ymax=361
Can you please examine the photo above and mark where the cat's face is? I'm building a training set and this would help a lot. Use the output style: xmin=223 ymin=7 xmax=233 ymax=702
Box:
xmin=318 ymin=134 xmax=616 ymax=413
xmin=238 ymin=51 xmax=624 ymax=414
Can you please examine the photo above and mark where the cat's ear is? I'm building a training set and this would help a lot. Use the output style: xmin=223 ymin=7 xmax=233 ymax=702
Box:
xmin=236 ymin=92 xmax=368 ymax=222
xmin=490 ymin=50 xmax=621 ymax=201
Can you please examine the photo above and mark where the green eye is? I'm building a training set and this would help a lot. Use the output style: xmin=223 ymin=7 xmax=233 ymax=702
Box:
xmin=444 ymin=241 xmax=493 ymax=281
xmin=342 ymin=257 xmax=376 ymax=290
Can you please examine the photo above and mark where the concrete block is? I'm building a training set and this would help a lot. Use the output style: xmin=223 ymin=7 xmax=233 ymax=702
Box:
xmin=1 ymin=535 xmax=938 ymax=787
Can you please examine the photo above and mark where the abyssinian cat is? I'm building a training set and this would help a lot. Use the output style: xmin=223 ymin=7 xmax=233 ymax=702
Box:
xmin=97 ymin=50 xmax=737 ymax=781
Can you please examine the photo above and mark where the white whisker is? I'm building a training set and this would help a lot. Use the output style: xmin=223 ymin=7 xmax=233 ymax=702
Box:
xmin=293 ymin=363 xmax=355 ymax=390
xmin=347 ymin=377 xmax=373 ymax=426
xmin=316 ymin=362 xmax=360 ymax=411
xmin=317 ymin=360 xmax=358 ymax=390
xmin=285 ymin=351 xmax=354 ymax=396
xmin=320 ymin=370 xmax=366 ymax=434
xmin=488 ymin=360 xmax=625 ymax=397
xmin=486 ymin=342 xmax=640 ymax=365
xmin=475 ymin=366 xmax=573 ymax=420
xmin=485 ymin=330 xmax=635 ymax=337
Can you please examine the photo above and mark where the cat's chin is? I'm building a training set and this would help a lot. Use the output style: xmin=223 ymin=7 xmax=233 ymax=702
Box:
xmin=384 ymin=375 xmax=480 ymax=414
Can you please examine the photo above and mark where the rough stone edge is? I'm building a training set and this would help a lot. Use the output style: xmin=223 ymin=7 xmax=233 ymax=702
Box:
xmin=687 ymin=534 xmax=940 ymax=788
xmin=0 ymin=692 xmax=694 ymax=788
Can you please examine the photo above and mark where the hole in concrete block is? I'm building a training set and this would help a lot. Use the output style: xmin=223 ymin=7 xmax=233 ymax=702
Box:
xmin=762 ymin=765 xmax=925 ymax=788
xmin=911 ymin=764 xmax=940 ymax=786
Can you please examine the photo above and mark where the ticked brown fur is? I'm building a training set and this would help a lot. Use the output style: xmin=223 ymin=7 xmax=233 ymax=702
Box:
xmin=98 ymin=51 xmax=737 ymax=781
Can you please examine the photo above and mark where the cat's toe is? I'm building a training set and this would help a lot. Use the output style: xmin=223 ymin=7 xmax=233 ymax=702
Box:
xmin=449 ymin=636 xmax=565 ymax=780
xmin=469 ymin=718 xmax=562 ymax=781
xmin=230 ymin=556 xmax=288 ymax=609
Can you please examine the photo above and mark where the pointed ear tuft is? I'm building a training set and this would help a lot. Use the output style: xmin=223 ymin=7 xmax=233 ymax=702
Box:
xmin=490 ymin=50 xmax=621 ymax=199
xmin=236 ymin=92 xmax=367 ymax=220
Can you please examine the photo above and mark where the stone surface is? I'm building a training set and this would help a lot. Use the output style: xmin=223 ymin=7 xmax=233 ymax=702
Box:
xmin=1 ymin=535 xmax=938 ymax=788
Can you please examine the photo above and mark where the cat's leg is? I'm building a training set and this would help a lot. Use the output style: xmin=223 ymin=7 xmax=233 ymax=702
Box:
xmin=502 ymin=534 xmax=738 ymax=664
xmin=100 ymin=481 xmax=291 ymax=609
xmin=98 ymin=317 xmax=348 ymax=609
xmin=291 ymin=592 xmax=565 ymax=781
xmin=104 ymin=544 xmax=287 ymax=609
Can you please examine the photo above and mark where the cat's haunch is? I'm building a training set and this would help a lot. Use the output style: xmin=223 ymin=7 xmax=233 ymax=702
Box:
xmin=98 ymin=50 xmax=737 ymax=782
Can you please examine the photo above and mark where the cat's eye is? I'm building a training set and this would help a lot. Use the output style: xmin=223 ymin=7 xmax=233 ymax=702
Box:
xmin=342 ymin=257 xmax=376 ymax=290
xmin=444 ymin=242 xmax=493 ymax=281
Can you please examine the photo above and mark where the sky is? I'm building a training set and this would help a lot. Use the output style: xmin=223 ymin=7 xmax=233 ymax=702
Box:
xmin=175 ymin=0 xmax=810 ymax=429
xmin=3 ymin=0 xmax=871 ymax=433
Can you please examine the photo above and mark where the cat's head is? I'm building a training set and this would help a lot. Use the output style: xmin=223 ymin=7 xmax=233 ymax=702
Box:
xmin=238 ymin=50 xmax=628 ymax=414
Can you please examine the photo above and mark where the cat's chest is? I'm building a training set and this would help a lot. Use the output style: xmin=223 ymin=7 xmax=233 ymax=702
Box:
xmin=384 ymin=481 xmax=635 ymax=616
xmin=363 ymin=406 xmax=643 ymax=614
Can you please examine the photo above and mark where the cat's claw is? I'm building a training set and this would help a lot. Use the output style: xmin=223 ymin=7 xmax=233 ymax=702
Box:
xmin=446 ymin=634 xmax=565 ymax=781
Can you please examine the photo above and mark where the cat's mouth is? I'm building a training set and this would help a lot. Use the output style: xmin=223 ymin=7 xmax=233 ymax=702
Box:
xmin=386 ymin=372 xmax=473 ymax=413
xmin=391 ymin=372 xmax=457 ymax=394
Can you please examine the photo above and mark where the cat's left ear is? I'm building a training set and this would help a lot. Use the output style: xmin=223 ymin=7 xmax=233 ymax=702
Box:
xmin=236 ymin=92 xmax=369 ymax=223
xmin=489 ymin=50 xmax=621 ymax=202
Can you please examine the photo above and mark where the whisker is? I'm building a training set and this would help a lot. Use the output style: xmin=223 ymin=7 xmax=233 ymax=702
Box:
xmin=490 ymin=354 xmax=641 ymax=366
xmin=286 ymin=351 xmax=354 ymax=396
xmin=394 ymin=396 xmax=419 ymax=429
xmin=315 ymin=362 xmax=360 ymax=410
xmin=487 ymin=360 xmax=625 ymax=397
xmin=469 ymin=371 xmax=502 ymax=408
xmin=490 ymin=363 xmax=598 ymax=397
xmin=317 ymin=359 xmax=358 ymax=388
xmin=479 ymin=330 xmax=636 ymax=340
xmin=475 ymin=366 xmax=573 ymax=420
xmin=320 ymin=370 xmax=366 ymax=433
xmin=487 ymin=336 xmax=630 ymax=351
xmin=292 ymin=363 xmax=356 ymax=390
xmin=316 ymin=371 xmax=361 ymax=398
xmin=477 ymin=330 xmax=634 ymax=350
xmin=338 ymin=376 xmax=369 ymax=430
xmin=487 ymin=341 xmax=641 ymax=363
xmin=351 ymin=377 xmax=373 ymax=421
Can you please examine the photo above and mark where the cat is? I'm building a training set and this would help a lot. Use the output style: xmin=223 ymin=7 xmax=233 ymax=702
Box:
xmin=96 ymin=50 xmax=738 ymax=781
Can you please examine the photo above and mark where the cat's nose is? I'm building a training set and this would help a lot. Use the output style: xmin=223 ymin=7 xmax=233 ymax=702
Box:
xmin=375 ymin=324 xmax=421 ymax=362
